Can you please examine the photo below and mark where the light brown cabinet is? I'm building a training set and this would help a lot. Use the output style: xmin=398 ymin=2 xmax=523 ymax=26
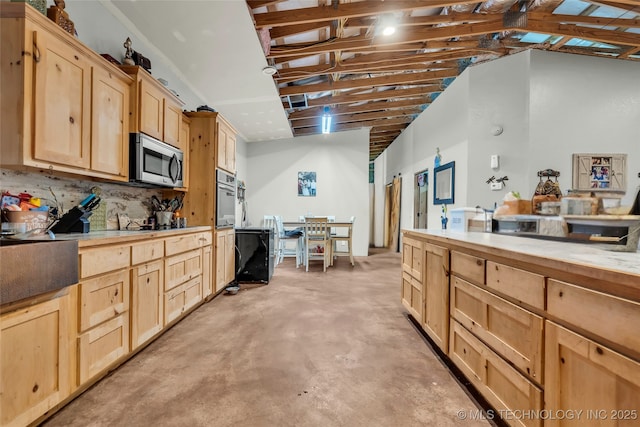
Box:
xmin=215 ymin=228 xmax=236 ymax=292
xmin=120 ymin=65 xmax=184 ymax=148
xmin=0 ymin=293 xmax=71 ymax=427
xmin=401 ymin=236 xmax=424 ymax=320
xmin=217 ymin=116 xmax=237 ymax=173
xmin=130 ymin=239 xmax=165 ymax=350
xmin=422 ymin=243 xmax=449 ymax=353
xmin=403 ymin=230 xmax=640 ymax=427
xmin=450 ymin=320 xmax=543 ymax=427
xmin=174 ymin=114 xmax=191 ymax=191
xmin=77 ymin=245 xmax=131 ymax=385
xmin=182 ymin=111 xmax=237 ymax=227
xmin=0 ymin=3 xmax=132 ymax=181
xmin=545 ymin=321 xmax=640 ymax=427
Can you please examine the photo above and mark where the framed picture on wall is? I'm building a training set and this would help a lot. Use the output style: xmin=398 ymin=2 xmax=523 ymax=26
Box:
xmin=298 ymin=171 xmax=316 ymax=196
xmin=434 ymin=161 xmax=455 ymax=205
xmin=572 ymin=153 xmax=627 ymax=192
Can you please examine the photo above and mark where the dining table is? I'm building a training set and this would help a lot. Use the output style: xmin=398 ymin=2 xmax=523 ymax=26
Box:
xmin=283 ymin=219 xmax=354 ymax=267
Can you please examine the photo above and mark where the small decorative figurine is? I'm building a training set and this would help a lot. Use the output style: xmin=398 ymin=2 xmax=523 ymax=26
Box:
xmin=441 ymin=204 xmax=448 ymax=230
xmin=123 ymin=37 xmax=135 ymax=66
xmin=434 ymin=147 xmax=442 ymax=168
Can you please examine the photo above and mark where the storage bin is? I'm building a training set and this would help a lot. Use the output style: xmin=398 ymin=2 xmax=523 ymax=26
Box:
xmin=450 ymin=208 xmax=481 ymax=232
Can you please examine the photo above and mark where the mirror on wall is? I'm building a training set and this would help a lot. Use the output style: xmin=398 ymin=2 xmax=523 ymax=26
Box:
xmin=434 ymin=161 xmax=455 ymax=205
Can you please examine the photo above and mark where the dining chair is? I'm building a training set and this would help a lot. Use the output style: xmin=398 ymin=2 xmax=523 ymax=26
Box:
xmin=262 ymin=215 xmax=280 ymax=266
xmin=303 ymin=216 xmax=330 ymax=272
xmin=275 ymin=215 xmax=303 ymax=267
xmin=331 ymin=216 xmax=355 ymax=266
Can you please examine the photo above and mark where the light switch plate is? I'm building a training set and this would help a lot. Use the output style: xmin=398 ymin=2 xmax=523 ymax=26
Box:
xmin=490 ymin=182 xmax=504 ymax=191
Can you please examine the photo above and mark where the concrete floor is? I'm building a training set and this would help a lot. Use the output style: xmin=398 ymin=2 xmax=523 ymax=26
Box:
xmin=44 ymin=249 xmax=489 ymax=427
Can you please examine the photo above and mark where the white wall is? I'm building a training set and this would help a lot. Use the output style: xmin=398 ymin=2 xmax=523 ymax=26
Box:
xmin=375 ymin=50 xmax=640 ymax=240
xmin=244 ymin=129 xmax=370 ymax=256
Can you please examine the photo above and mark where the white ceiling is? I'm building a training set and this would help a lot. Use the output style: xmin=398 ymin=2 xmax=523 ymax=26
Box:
xmin=108 ymin=0 xmax=293 ymax=142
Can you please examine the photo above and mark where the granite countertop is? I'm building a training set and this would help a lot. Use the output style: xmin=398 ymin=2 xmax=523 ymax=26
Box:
xmin=404 ymin=229 xmax=640 ymax=277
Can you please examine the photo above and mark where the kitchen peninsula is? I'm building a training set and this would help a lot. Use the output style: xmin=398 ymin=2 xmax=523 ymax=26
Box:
xmin=401 ymin=229 xmax=639 ymax=427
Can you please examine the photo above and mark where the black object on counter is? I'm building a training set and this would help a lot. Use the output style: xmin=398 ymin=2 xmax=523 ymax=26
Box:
xmin=235 ymin=228 xmax=274 ymax=284
xmin=50 ymin=206 xmax=92 ymax=233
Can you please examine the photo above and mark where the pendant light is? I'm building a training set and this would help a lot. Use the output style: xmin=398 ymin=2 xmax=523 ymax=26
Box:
xmin=321 ymin=106 xmax=332 ymax=134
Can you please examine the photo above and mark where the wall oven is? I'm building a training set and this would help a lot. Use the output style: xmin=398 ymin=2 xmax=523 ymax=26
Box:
xmin=130 ymin=133 xmax=183 ymax=187
xmin=216 ymin=169 xmax=236 ymax=229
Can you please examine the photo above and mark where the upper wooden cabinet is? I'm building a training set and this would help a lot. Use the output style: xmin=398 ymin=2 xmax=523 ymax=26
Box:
xmin=120 ymin=65 xmax=184 ymax=148
xmin=216 ymin=116 xmax=237 ymax=173
xmin=0 ymin=3 xmax=132 ymax=181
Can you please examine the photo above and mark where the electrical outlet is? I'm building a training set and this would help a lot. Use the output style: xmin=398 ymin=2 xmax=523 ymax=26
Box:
xmin=490 ymin=182 xmax=504 ymax=191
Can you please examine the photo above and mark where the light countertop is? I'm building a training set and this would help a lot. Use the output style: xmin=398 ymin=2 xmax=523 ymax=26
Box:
xmin=404 ymin=229 xmax=640 ymax=277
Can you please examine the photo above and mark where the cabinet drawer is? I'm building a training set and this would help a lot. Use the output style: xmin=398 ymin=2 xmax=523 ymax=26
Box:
xmin=78 ymin=314 xmax=129 ymax=384
xmin=78 ymin=269 xmax=130 ymax=332
xmin=199 ymin=232 xmax=213 ymax=247
xmin=80 ymin=245 xmax=130 ymax=278
xmin=449 ymin=320 xmax=543 ymax=427
xmin=165 ymin=233 xmax=202 ymax=256
xmin=451 ymin=276 xmax=543 ymax=382
xmin=486 ymin=261 xmax=545 ymax=310
xmin=402 ymin=236 xmax=423 ymax=281
xmin=547 ymin=279 xmax=640 ymax=357
xmin=131 ymin=239 xmax=164 ymax=265
xmin=401 ymin=271 xmax=423 ymax=321
xmin=164 ymin=276 xmax=202 ymax=325
xmin=165 ymin=249 xmax=203 ymax=291
xmin=451 ymin=251 xmax=485 ymax=284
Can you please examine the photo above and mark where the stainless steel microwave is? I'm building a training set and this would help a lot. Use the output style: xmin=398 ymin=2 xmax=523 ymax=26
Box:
xmin=130 ymin=133 xmax=183 ymax=188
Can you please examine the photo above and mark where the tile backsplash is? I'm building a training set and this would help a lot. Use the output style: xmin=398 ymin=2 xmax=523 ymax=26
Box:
xmin=1 ymin=168 xmax=165 ymax=230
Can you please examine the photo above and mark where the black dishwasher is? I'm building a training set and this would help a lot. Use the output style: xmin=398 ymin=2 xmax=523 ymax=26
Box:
xmin=235 ymin=228 xmax=274 ymax=283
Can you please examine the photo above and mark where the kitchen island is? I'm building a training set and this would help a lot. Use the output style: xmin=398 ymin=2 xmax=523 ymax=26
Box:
xmin=0 ymin=226 xmax=214 ymax=427
xmin=401 ymin=229 xmax=639 ymax=427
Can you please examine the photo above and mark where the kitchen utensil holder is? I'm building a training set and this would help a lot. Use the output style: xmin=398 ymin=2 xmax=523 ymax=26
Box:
xmin=50 ymin=206 xmax=92 ymax=233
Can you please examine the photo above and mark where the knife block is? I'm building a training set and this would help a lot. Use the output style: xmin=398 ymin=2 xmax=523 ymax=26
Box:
xmin=50 ymin=206 xmax=92 ymax=233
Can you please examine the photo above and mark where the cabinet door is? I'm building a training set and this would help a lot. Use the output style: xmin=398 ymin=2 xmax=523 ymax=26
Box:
xmin=202 ymin=245 xmax=213 ymax=298
xmin=163 ymin=100 xmax=181 ymax=147
xmin=165 ymin=249 xmax=203 ymax=291
xmin=401 ymin=272 xmax=422 ymax=320
xmin=545 ymin=321 xmax=640 ymax=427
xmin=131 ymin=260 xmax=164 ymax=350
xmin=138 ymin=79 xmax=163 ymax=140
xmin=401 ymin=236 xmax=423 ymax=281
xmin=78 ymin=269 xmax=130 ymax=333
xmin=215 ymin=230 xmax=235 ymax=292
xmin=224 ymin=230 xmax=236 ymax=285
xmin=90 ymin=63 xmax=129 ymax=178
xmin=225 ymin=131 xmax=236 ymax=173
xmin=1 ymin=295 xmax=71 ymax=427
xmin=32 ymin=30 xmax=91 ymax=169
xmin=423 ymin=243 xmax=450 ymax=353
xmin=176 ymin=115 xmax=191 ymax=191
xmin=216 ymin=119 xmax=236 ymax=173
xmin=77 ymin=314 xmax=129 ymax=385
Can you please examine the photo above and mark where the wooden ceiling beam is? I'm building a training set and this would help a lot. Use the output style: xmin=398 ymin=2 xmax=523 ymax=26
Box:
xmin=269 ymin=21 xmax=331 ymax=39
xmin=278 ymin=69 xmax=458 ymax=96
xmin=253 ymin=0 xmax=480 ymax=28
xmin=345 ymin=11 xmax=493 ymax=29
xmin=292 ymin=115 xmax=413 ymax=135
xmin=268 ymin=20 xmax=504 ymax=58
xmin=288 ymin=97 xmax=430 ymax=119
xmin=291 ymin=108 xmax=422 ymax=128
xmin=301 ymin=85 xmax=441 ymax=107
xmin=247 ymin=0 xmax=285 ymax=9
xmin=524 ymin=19 xmax=640 ymax=47
xmin=528 ymin=13 xmax=640 ymax=29
xmin=582 ymin=1 xmax=640 ymax=11
xmin=371 ymin=124 xmax=408 ymax=133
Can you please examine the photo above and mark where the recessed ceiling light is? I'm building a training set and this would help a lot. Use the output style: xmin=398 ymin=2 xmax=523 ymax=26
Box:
xmin=262 ymin=66 xmax=277 ymax=76
xmin=382 ymin=26 xmax=396 ymax=36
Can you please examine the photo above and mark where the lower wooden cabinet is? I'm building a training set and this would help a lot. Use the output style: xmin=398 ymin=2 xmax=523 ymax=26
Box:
xmin=165 ymin=248 xmax=203 ymax=291
xmin=164 ymin=276 xmax=203 ymax=324
xmin=401 ymin=271 xmax=422 ymax=320
xmin=451 ymin=276 xmax=543 ymax=382
xmin=423 ymin=243 xmax=449 ymax=353
xmin=450 ymin=320 xmax=543 ymax=427
xmin=0 ymin=294 xmax=71 ymax=427
xmin=544 ymin=321 xmax=640 ymax=427
xmin=77 ymin=314 xmax=129 ymax=384
xmin=215 ymin=229 xmax=235 ymax=292
xmin=202 ymin=244 xmax=213 ymax=298
xmin=131 ymin=260 xmax=164 ymax=350
xmin=78 ymin=269 xmax=129 ymax=332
